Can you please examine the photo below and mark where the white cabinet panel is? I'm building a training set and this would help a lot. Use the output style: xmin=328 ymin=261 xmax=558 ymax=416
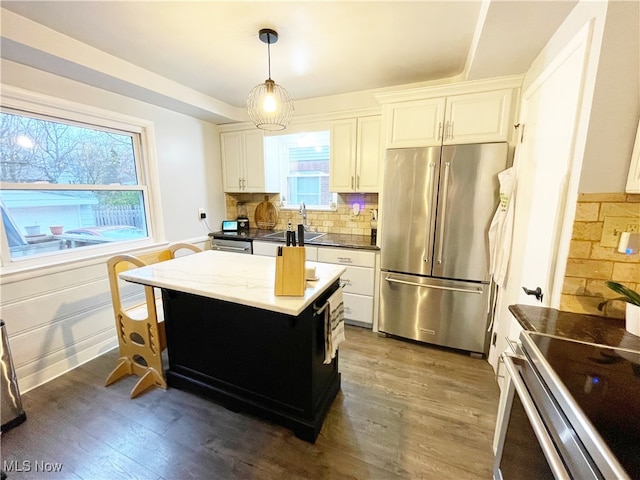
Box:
xmin=339 ymin=265 xmax=375 ymax=296
xmin=221 ymin=132 xmax=244 ymax=192
xmin=383 ymin=89 xmax=515 ymax=149
xmin=221 ymin=130 xmax=278 ymax=193
xmin=318 ymin=247 xmax=376 ymax=268
xmin=444 ymin=89 xmax=513 ymax=145
xmin=356 ymin=116 xmax=382 ymax=192
xmin=384 ymin=98 xmax=446 ymax=148
xmin=317 ymin=247 xmax=376 ymax=268
xmin=330 ymin=116 xmax=382 ymax=193
xmin=343 ymin=293 xmax=374 ymax=326
xmin=252 ymin=241 xmax=317 ymax=261
xmin=317 ymin=246 xmax=375 ymax=326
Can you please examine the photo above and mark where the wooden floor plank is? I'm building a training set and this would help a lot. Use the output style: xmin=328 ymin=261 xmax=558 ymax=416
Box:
xmin=1 ymin=326 xmax=499 ymax=479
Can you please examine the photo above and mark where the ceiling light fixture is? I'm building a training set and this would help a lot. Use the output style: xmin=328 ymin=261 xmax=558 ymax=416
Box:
xmin=247 ymin=28 xmax=294 ymax=131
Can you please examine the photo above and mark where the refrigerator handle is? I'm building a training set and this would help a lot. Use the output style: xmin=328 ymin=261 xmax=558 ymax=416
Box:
xmin=436 ymin=161 xmax=451 ymax=264
xmin=423 ymin=161 xmax=437 ymax=263
xmin=384 ymin=276 xmax=483 ymax=294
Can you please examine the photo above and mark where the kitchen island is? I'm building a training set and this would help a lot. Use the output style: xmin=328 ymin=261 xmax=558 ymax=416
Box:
xmin=120 ymin=250 xmax=346 ymax=442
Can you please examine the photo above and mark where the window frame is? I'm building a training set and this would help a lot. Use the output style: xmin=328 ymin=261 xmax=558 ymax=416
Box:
xmin=266 ymin=128 xmax=337 ymax=212
xmin=0 ymin=85 xmax=164 ymax=273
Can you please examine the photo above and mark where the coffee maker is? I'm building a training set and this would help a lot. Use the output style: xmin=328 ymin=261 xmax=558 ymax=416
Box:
xmin=236 ymin=202 xmax=250 ymax=232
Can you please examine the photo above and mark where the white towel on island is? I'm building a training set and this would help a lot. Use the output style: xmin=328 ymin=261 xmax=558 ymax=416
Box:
xmin=324 ymin=288 xmax=345 ymax=364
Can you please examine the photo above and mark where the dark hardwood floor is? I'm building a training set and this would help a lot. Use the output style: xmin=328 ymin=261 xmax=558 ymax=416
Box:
xmin=1 ymin=326 xmax=499 ymax=479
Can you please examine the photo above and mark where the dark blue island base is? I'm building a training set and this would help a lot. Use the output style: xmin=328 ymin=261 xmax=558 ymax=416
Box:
xmin=161 ymin=281 xmax=341 ymax=443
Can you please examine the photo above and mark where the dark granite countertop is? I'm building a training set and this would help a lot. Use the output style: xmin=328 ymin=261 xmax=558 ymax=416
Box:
xmin=509 ymin=304 xmax=640 ymax=352
xmin=209 ymin=229 xmax=379 ymax=251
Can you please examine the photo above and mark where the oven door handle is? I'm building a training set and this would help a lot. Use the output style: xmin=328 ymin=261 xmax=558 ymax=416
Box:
xmin=502 ymin=353 xmax=571 ymax=479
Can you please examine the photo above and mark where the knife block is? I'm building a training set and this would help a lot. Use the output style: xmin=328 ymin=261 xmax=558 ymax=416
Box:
xmin=274 ymin=247 xmax=306 ymax=296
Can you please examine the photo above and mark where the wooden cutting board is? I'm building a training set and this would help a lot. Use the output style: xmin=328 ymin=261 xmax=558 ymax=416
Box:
xmin=254 ymin=195 xmax=278 ymax=229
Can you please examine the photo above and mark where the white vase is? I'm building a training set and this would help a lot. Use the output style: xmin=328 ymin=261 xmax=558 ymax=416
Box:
xmin=626 ymin=303 xmax=640 ymax=336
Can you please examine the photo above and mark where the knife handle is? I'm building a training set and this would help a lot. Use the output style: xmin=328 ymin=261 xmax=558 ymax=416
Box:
xmin=297 ymin=224 xmax=305 ymax=247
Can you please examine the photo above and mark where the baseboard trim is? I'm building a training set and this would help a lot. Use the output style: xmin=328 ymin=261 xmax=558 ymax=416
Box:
xmin=18 ymin=336 xmax=118 ymax=394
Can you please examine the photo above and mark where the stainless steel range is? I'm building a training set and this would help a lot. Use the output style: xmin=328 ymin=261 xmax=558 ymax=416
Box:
xmin=494 ymin=331 xmax=640 ymax=479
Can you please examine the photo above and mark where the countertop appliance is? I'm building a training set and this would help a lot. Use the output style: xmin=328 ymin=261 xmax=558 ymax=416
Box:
xmin=379 ymin=143 xmax=508 ymax=354
xmin=236 ymin=202 xmax=249 ymax=232
xmin=494 ymin=331 xmax=639 ymax=479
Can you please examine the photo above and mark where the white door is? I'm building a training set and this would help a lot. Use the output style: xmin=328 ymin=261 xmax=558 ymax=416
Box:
xmin=489 ymin=23 xmax=594 ymax=371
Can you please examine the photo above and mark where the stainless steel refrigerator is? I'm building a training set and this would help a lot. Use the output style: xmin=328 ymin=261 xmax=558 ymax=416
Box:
xmin=379 ymin=143 xmax=508 ymax=355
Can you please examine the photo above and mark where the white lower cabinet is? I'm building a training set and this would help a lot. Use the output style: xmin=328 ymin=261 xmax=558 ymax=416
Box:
xmin=342 ymin=292 xmax=374 ymax=327
xmin=317 ymin=247 xmax=375 ymax=327
xmin=252 ymin=241 xmax=318 ymax=261
xmin=252 ymin=241 xmax=376 ymax=327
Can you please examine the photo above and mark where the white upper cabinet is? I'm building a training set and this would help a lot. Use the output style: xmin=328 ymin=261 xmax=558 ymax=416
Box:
xmin=330 ymin=115 xmax=382 ymax=193
xmin=443 ymin=89 xmax=513 ymax=145
xmin=384 ymin=98 xmax=446 ymax=148
xmin=383 ymin=89 xmax=514 ymax=148
xmin=221 ymin=130 xmax=279 ymax=193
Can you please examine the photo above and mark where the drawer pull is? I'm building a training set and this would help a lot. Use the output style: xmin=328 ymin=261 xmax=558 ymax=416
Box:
xmin=342 ymin=278 xmax=352 ymax=286
xmin=337 ymin=257 xmax=353 ymax=263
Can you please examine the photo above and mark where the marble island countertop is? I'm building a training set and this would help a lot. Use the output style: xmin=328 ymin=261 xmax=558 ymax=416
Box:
xmin=120 ymin=250 xmax=346 ymax=316
xmin=509 ymin=304 xmax=640 ymax=353
xmin=210 ymin=229 xmax=379 ymax=250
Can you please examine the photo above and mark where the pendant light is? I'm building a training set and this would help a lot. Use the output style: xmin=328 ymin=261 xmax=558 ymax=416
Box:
xmin=247 ymin=28 xmax=294 ymax=131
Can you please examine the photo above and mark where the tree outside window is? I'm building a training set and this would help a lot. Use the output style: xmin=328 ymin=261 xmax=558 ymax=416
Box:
xmin=0 ymin=108 xmax=149 ymax=261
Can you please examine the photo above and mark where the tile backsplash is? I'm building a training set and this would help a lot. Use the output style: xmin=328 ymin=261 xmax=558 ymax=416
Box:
xmin=225 ymin=193 xmax=379 ymax=236
xmin=561 ymin=193 xmax=640 ymax=318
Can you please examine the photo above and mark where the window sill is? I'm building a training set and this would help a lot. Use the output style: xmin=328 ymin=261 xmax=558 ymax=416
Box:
xmin=0 ymin=239 xmax=169 ymax=283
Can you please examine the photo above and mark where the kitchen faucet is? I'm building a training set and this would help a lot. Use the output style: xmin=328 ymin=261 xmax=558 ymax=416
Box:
xmin=299 ymin=202 xmax=310 ymax=231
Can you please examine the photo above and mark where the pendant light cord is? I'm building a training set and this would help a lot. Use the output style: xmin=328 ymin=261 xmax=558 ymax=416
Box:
xmin=267 ymin=35 xmax=272 ymax=80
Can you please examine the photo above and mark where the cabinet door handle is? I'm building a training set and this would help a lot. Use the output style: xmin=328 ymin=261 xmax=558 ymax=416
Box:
xmin=238 ymin=178 xmax=242 ymax=190
xmin=444 ymin=121 xmax=452 ymax=140
xmin=437 ymin=122 xmax=443 ymax=141
xmin=356 ymin=175 xmax=360 ymax=190
xmin=351 ymin=176 xmax=354 ymax=189
xmin=449 ymin=121 xmax=454 ymax=140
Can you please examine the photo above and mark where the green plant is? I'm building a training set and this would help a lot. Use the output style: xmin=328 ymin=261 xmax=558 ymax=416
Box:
xmin=597 ymin=281 xmax=640 ymax=311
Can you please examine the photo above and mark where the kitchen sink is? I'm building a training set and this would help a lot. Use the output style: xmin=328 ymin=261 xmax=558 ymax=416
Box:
xmin=263 ymin=231 xmax=326 ymax=242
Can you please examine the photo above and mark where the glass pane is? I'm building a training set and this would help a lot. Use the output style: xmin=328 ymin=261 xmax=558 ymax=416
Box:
xmin=0 ymin=189 xmax=147 ymax=259
xmin=264 ymin=130 xmax=336 ymax=209
xmin=0 ymin=111 xmax=138 ymax=185
xmin=287 ymin=176 xmax=321 ymax=205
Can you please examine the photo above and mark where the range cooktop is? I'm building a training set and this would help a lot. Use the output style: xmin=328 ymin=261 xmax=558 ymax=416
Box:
xmin=523 ymin=332 xmax=640 ymax=479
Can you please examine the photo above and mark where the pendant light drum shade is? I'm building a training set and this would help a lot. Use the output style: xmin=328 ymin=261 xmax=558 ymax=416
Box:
xmin=247 ymin=28 xmax=294 ymax=131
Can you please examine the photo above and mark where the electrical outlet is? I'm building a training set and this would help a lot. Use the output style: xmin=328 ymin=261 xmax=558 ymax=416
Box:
xmin=601 ymin=216 xmax=640 ymax=247
xmin=198 ymin=208 xmax=206 ymax=220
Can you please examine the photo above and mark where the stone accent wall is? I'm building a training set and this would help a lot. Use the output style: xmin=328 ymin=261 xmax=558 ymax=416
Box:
xmin=561 ymin=193 xmax=640 ymax=318
xmin=225 ymin=193 xmax=379 ymax=236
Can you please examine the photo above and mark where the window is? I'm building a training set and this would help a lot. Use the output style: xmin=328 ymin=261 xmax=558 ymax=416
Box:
xmin=0 ymin=87 xmax=159 ymax=266
xmin=265 ymin=130 xmax=337 ymax=210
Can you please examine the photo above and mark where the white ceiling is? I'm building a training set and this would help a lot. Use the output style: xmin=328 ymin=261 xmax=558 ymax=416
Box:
xmin=1 ymin=1 xmax=578 ymax=122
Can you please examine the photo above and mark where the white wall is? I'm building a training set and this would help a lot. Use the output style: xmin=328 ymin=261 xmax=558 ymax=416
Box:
xmin=1 ymin=59 xmax=225 ymax=392
xmin=579 ymin=0 xmax=639 ymax=193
